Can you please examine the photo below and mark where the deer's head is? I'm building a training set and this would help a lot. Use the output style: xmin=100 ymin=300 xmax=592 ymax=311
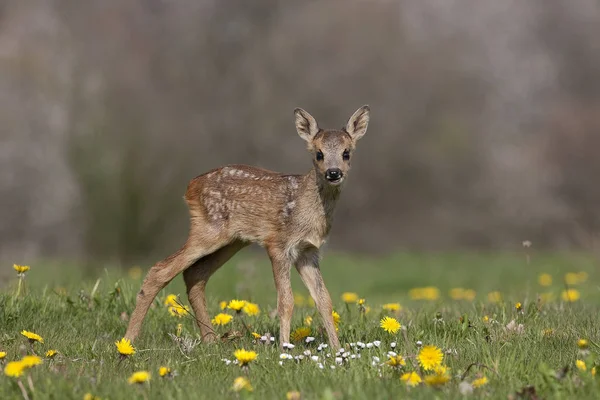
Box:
xmin=294 ymin=105 xmax=370 ymax=187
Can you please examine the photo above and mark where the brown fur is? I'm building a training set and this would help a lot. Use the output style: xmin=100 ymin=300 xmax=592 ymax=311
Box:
xmin=124 ymin=106 xmax=370 ymax=349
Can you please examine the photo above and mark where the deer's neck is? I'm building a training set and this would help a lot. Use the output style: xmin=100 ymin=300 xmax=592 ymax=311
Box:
xmin=298 ymin=168 xmax=342 ymax=226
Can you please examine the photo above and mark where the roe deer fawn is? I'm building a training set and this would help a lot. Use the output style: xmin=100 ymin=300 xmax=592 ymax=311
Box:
xmin=124 ymin=105 xmax=370 ymax=350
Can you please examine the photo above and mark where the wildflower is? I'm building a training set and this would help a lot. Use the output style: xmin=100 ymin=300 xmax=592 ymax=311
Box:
xmin=561 ymin=289 xmax=581 ymax=302
xmin=128 ymin=266 xmax=142 ymax=280
xmin=341 ymin=292 xmax=359 ymax=303
xmin=115 ymin=338 xmax=135 ymax=356
xmin=168 ymin=304 xmax=190 ymax=317
xmin=576 ymin=360 xmax=586 ymax=371
xmin=0 ymin=351 xmax=6 ymax=359
xmin=382 ymin=303 xmax=401 ymax=312
xmin=505 ymin=320 xmax=525 ymax=335
xmin=234 ymin=349 xmax=257 ymax=367
xmin=13 ymin=264 xmax=30 ymax=274
xmin=487 ymin=291 xmax=502 ymax=303
xmin=219 ymin=300 xmax=227 ymax=310
xmin=472 ymin=376 xmax=489 ymax=388
xmin=294 ymin=294 xmax=306 ymax=306
xmin=45 ymin=349 xmax=58 ymax=359
xmin=251 ymin=332 xmax=261 ymax=339
xmin=358 ymin=298 xmax=366 ymax=305
xmin=332 ymin=311 xmax=340 ymax=326
xmin=83 ymin=393 xmax=101 ymax=400
xmin=127 ymin=371 xmax=151 ymax=384
xmin=227 ymin=299 xmax=246 ymax=312
xmin=304 ymin=316 xmax=313 ymax=326
xmin=515 ymin=302 xmax=523 ymax=312
xmin=380 ymin=317 xmax=401 ymax=334
xmin=386 ymin=354 xmax=406 ymax=367
xmin=243 ymin=302 xmax=260 ymax=316
xmin=463 ymin=289 xmax=476 ymax=301
xmin=417 ymin=345 xmax=443 ymax=371
xmin=159 ymin=366 xmax=171 ymax=377
xmin=424 ymin=370 xmax=450 ymax=386
xmin=401 ymin=371 xmax=422 ymax=387
xmin=211 ymin=313 xmax=233 ymax=326
xmin=449 ymin=288 xmax=466 ymax=300
xmin=286 ymin=391 xmax=301 ymax=400
xmin=283 ymin=343 xmax=295 ymax=350
xmin=4 ymin=361 xmax=25 ymax=378
xmin=538 ymin=273 xmax=552 ymax=287
xmin=176 ymin=323 xmax=183 ymax=337
xmin=21 ymin=330 xmax=43 ymax=344
xmin=539 ymin=292 xmax=555 ymax=303
xmin=565 ymin=272 xmax=587 ymax=285
xmin=232 ymin=376 xmax=253 ymax=392
xmin=291 ymin=327 xmax=311 ymax=342
xmin=409 ymin=287 xmax=440 ymax=301
xmin=483 ymin=315 xmax=490 ymax=323
xmin=542 ymin=329 xmax=554 ymax=337
xmin=164 ymin=294 xmax=178 ymax=307
xmin=578 ymin=339 xmax=589 ymax=350
xmin=20 ymin=355 xmax=42 ymax=368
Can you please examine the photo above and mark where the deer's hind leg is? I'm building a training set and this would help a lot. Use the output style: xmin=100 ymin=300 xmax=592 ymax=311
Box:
xmin=124 ymin=220 xmax=226 ymax=342
xmin=183 ymin=240 xmax=247 ymax=342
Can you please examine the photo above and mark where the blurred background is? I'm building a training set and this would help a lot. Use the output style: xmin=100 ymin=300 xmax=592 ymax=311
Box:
xmin=2 ymin=0 xmax=600 ymax=270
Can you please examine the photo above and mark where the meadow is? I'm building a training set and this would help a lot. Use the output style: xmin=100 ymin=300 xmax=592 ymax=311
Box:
xmin=1 ymin=249 xmax=599 ymax=399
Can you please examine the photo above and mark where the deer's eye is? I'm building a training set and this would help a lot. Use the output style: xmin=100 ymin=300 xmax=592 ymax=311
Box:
xmin=343 ymin=150 xmax=350 ymax=161
xmin=316 ymin=150 xmax=324 ymax=161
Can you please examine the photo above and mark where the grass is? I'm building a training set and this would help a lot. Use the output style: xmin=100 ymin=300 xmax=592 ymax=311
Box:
xmin=1 ymin=249 xmax=599 ymax=399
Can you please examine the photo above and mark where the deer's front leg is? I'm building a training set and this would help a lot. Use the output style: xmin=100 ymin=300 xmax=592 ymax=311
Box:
xmin=267 ymin=247 xmax=294 ymax=347
xmin=295 ymin=248 xmax=340 ymax=350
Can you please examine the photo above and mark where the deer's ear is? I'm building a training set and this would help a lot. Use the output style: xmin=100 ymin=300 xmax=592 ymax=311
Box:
xmin=294 ymin=108 xmax=319 ymax=142
xmin=345 ymin=105 xmax=370 ymax=141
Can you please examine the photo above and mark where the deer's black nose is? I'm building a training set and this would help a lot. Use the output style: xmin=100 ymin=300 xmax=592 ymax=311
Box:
xmin=325 ymin=168 xmax=343 ymax=181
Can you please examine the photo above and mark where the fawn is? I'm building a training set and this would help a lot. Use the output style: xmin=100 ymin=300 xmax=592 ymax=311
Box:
xmin=124 ymin=105 xmax=370 ymax=350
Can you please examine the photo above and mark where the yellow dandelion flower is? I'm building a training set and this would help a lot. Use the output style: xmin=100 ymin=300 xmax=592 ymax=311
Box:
xmin=418 ymin=345 xmax=444 ymax=371
xmin=576 ymin=271 xmax=588 ymax=283
xmin=233 ymin=349 xmax=257 ymax=366
xmin=243 ymin=302 xmax=260 ymax=316
xmin=159 ymin=366 xmax=171 ymax=377
xmin=168 ymin=304 xmax=190 ymax=317
xmin=227 ymin=299 xmax=246 ymax=312
xmin=409 ymin=287 xmax=440 ymax=301
xmin=565 ymin=272 xmax=587 ymax=285
xmin=538 ymin=273 xmax=552 ymax=287
xmin=364 ymin=305 xmax=371 ymax=314
xmin=463 ymin=289 xmax=476 ymax=301
xmin=542 ymin=328 xmax=554 ymax=337
xmin=341 ymin=292 xmax=359 ymax=303
xmin=219 ymin=300 xmax=227 ymax=310
xmin=128 ymin=266 xmax=142 ymax=280
xmin=401 ymin=371 xmax=422 ymax=387
xmin=13 ymin=264 xmax=30 ymax=274
xmin=286 ymin=391 xmax=301 ymax=400
xmin=83 ymin=393 xmax=101 ymax=400
xmin=294 ymin=294 xmax=306 ymax=307
xmin=0 ymin=351 xmax=6 ymax=359
xmin=487 ymin=291 xmax=502 ymax=303
xmin=304 ymin=316 xmax=313 ymax=326
xmin=211 ymin=313 xmax=233 ymax=326
xmin=115 ymin=338 xmax=135 ymax=356
xmin=4 ymin=361 xmax=25 ymax=378
xmin=472 ymin=376 xmax=489 ymax=388
xmin=386 ymin=355 xmax=406 ymax=367
xmin=578 ymin=339 xmax=589 ymax=349
xmin=20 ymin=355 xmax=42 ymax=368
xmin=21 ymin=330 xmax=43 ymax=344
xmin=164 ymin=294 xmax=178 ymax=307
xmin=332 ymin=311 xmax=340 ymax=326
xmin=382 ymin=303 xmax=402 ymax=312
xmin=539 ymin=292 xmax=555 ymax=304
xmin=232 ymin=376 xmax=253 ymax=392
xmin=576 ymin=360 xmax=586 ymax=371
xmin=515 ymin=302 xmax=523 ymax=312
xmin=127 ymin=371 xmax=150 ymax=384
xmin=251 ymin=332 xmax=261 ymax=339
xmin=424 ymin=371 xmax=450 ymax=386
xmin=449 ymin=288 xmax=465 ymax=300
xmin=561 ymin=289 xmax=581 ymax=302
xmin=592 ymin=367 xmax=597 ymax=377
xmin=176 ymin=323 xmax=183 ymax=337
xmin=358 ymin=298 xmax=366 ymax=305
xmin=45 ymin=350 xmax=58 ymax=358
xmin=483 ymin=315 xmax=490 ymax=323
xmin=291 ymin=327 xmax=311 ymax=342
xmin=380 ymin=316 xmax=401 ymax=334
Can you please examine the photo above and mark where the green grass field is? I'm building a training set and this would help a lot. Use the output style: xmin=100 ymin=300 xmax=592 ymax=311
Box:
xmin=1 ymin=250 xmax=599 ymax=399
